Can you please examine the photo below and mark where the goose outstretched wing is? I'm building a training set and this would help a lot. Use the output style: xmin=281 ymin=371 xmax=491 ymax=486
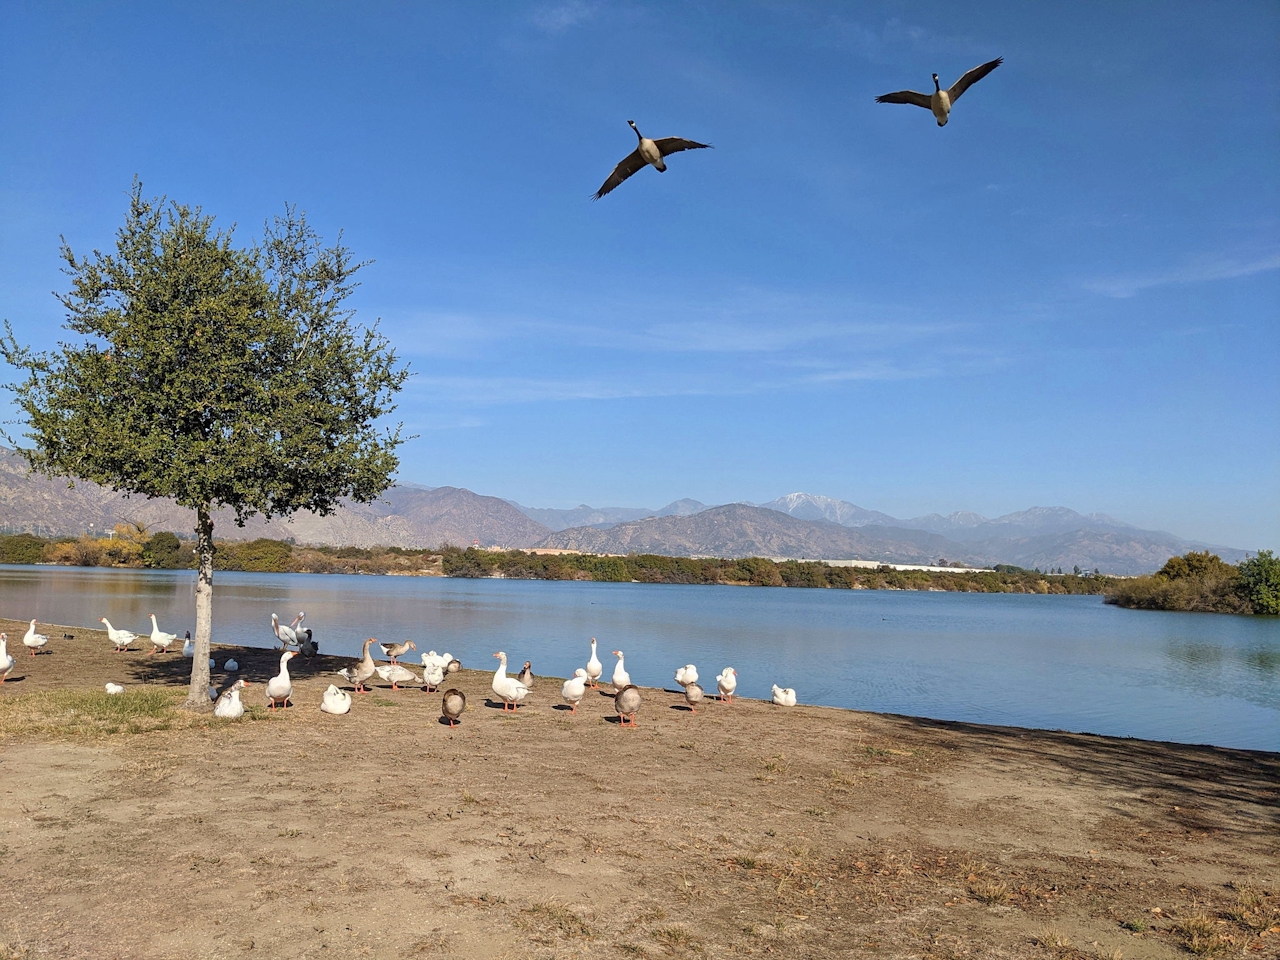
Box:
xmin=947 ymin=57 xmax=1003 ymax=102
xmin=653 ymin=137 xmax=712 ymax=157
xmin=594 ymin=149 xmax=647 ymax=200
xmin=874 ymin=89 xmax=933 ymax=109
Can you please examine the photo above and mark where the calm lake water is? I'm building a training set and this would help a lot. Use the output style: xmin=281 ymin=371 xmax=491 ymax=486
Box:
xmin=2 ymin=565 xmax=1277 ymax=751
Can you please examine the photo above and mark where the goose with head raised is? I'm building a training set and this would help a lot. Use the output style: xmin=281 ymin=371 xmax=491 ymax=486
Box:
xmin=614 ymin=684 xmax=642 ymax=727
xmin=337 ymin=638 xmax=378 ymax=693
xmin=23 ymin=619 xmax=50 ymax=657
xmin=491 ymin=652 xmax=529 ymax=711
xmin=320 ymin=683 xmax=352 ymax=715
xmin=594 ymin=120 xmax=712 ymax=199
xmin=0 ymin=634 xmax=14 ymax=683
xmin=147 ymin=614 xmax=178 ymax=655
xmin=875 ymin=57 xmax=1003 ymax=127
xmin=771 ymin=684 xmax=797 ymax=707
xmin=517 ymin=660 xmax=534 ymax=689
xmin=585 ymin=637 xmax=603 ymax=688
xmin=561 ymin=668 xmax=589 ymax=713
xmin=266 ymin=651 xmax=297 ymax=709
xmin=182 ymin=631 xmax=194 ymax=657
xmin=215 ymin=678 xmax=250 ymax=718
xmin=442 ymin=688 xmax=466 ymax=727
xmin=716 ymin=667 xmax=738 ymax=704
xmin=611 ymin=650 xmax=630 ymax=691
xmin=98 ymin=618 xmax=133 ymax=653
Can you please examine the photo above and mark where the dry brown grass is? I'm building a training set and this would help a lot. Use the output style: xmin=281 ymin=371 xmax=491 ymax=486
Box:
xmin=1171 ymin=913 xmax=1230 ymax=955
xmin=0 ymin=688 xmax=240 ymax=741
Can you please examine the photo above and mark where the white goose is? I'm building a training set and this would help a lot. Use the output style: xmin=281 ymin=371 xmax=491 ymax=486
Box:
xmin=374 ymin=662 xmax=420 ymax=691
xmin=23 ymin=619 xmax=49 ymax=657
xmin=491 ymin=652 xmax=529 ymax=712
xmin=422 ymin=650 xmax=456 ymax=674
xmin=147 ymin=614 xmax=178 ymax=655
xmin=594 ymin=120 xmax=712 ymax=199
xmin=674 ymin=664 xmax=698 ymax=687
xmin=585 ymin=637 xmax=603 ymax=688
xmin=561 ymin=668 xmax=589 ymax=713
xmin=214 ymin=679 xmax=249 ymax=718
xmin=266 ymin=651 xmax=297 ymax=710
xmin=875 ymin=57 xmax=1003 ymax=127
xmin=320 ymin=683 xmax=352 ymax=715
xmin=105 ymin=682 xmax=124 ymax=695
xmin=420 ymin=657 xmax=445 ymax=692
xmin=182 ymin=631 xmax=194 ymax=657
xmin=224 ymin=658 xmax=239 ymax=672
xmin=771 ymin=684 xmax=797 ymax=707
xmin=611 ymin=650 xmax=630 ymax=691
xmin=716 ymin=667 xmax=738 ymax=704
xmin=0 ymin=634 xmax=13 ymax=682
xmin=98 ymin=617 xmax=134 ymax=653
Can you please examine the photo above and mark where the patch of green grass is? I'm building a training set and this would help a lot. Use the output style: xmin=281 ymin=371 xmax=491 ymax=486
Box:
xmin=369 ymin=696 xmax=397 ymax=707
xmin=1119 ymin=918 xmax=1146 ymax=932
xmin=0 ymin=688 xmax=219 ymax=740
xmin=733 ymin=855 xmax=758 ymax=870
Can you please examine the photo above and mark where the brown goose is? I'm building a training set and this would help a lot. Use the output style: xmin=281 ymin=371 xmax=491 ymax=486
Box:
xmin=683 ymin=681 xmax=704 ymax=714
xmin=517 ymin=660 xmax=534 ymax=689
xmin=379 ymin=639 xmax=416 ymax=663
xmin=875 ymin=57 xmax=1003 ymax=127
xmin=614 ymin=684 xmax=642 ymax=728
xmin=442 ymin=688 xmax=467 ymax=727
xmin=336 ymin=638 xmax=378 ymax=693
xmin=593 ymin=120 xmax=711 ymax=200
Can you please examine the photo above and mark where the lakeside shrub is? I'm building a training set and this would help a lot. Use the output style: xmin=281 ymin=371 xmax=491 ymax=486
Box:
xmin=0 ymin=533 xmax=46 ymax=564
xmin=1237 ymin=549 xmax=1280 ymax=615
xmin=1106 ymin=550 xmax=1252 ymax=614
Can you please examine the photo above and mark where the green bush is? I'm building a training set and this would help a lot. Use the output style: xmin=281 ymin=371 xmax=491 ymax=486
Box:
xmin=143 ymin=531 xmax=187 ymax=568
xmin=1238 ymin=549 xmax=1280 ymax=615
xmin=0 ymin=533 xmax=48 ymax=564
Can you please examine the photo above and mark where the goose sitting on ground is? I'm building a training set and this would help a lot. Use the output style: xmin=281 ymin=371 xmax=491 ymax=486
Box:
xmin=683 ymin=681 xmax=705 ymax=713
xmin=420 ymin=657 xmax=445 ymax=692
xmin=0 ymin=634 xmax=14 ymax=683
xmin=147 ymin=614 xmax=178 ymax=655
xmin=446 ymin=658 xmax=461 ymax=674
xmin=98 ymin=618 xmax=133 ymax=654
xmin=271 ymin=612 xmax=303 ymax=650
xmin=716 ymin=667 xmax=738 ymax=704
xmin=771 ymin=684 xmax=797 ymax=707
xmin=611 ymin=650 xmax=631 ymax=691
xmin=224 ymin=658 xmax=239 ymax=672
xmin=421 ymin=650 xmax=454 ymax=674
xmin=561 ymin=668 xmax=589 ymax=713
xmin=105 ymin=682 xmax=124 ymax=695
xmin=320 ymin=683 xmax=352 ymax=716
xmin=517 ymin=660 xmax=534 ymax=689
xmin=594 ymin=120 xmax=712 ymax=199
xmin=875 ymin=57 xmax=1003 ymax=127
xmin=585 ymin=637 xmax=603 ymax=688
xmin=21 ymin=619 xmax=49 ymax=657
xmin=374 ymin=662 xmax=421 ymax=691
xmin=266 ymin=651 xmax=297 ymax=710
xmin=379 ymin=640 xmax=416 ymax=663
xmin=214 ymin=679 xmax=249 ymax=718
xmin=442 ymin=688 xmax=467 ymax=727
xmin=674 ymin=664 xmax=698 ymax=687
xmin=337 ymin=638 xmax=378 ymax=693
xmin=491 ymin=652 xmax=529 ymax=711
xmin=614 ymin=684 xmax=642 ymax=727
xmin=182 ymin=631 xmax=193 ymax=657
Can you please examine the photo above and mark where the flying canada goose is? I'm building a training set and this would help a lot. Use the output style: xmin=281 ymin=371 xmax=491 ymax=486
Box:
xmin=593 ymin=120 xmax=711 ymax=200
xmin=875 ymin=57 xmax=1003 ymax=126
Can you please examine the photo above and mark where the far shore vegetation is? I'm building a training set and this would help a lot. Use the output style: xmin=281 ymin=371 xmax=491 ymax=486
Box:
xmin=1104 ymin=549 xmax=1279 ymax=616
xmin=1 ymin=526 xmax=1116 ymax=595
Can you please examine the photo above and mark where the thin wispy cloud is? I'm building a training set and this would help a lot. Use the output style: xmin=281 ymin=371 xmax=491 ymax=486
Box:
xmin=530 ymin=1 xmax=597 ymax=34
xmin=1085 ymin=251 xmax=1280 ymax=298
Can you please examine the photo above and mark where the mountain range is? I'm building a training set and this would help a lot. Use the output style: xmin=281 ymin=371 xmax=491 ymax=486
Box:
xmin=0 ymin=447 xmax=1250 ymax=574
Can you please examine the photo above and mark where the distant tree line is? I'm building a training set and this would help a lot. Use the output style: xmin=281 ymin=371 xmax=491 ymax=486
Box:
xmin=1105 ymin=550 xmax=1280 ymax=616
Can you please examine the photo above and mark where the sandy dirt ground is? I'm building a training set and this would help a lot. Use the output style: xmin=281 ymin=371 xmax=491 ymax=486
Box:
xmin=0 ymin=617 xmax=1277 ymax=960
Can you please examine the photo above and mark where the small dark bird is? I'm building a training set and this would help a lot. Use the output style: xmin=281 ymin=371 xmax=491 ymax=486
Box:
xmin=614 ymin=684 xmax=642 ymax=728
xmin=62 ymin=633 xmax=75 ymax=640
xmin=594 ymin=120 xmax=711 ymax=199
xmin=875 ymin=57 xmax=1003 ymax=126
xmin=442 ymin=688 xmax=467 ymax=727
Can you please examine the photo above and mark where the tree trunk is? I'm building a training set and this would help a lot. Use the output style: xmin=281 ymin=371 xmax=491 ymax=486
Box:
xmin=183 ymin=505 xmax=215 ymax=711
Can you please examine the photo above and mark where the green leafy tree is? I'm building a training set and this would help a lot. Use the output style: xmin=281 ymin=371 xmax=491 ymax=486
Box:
xmin=143 ymin=531 xmax=186 ymax=569
xmin=1 ymin=183 xmax=407 ymax=709
xmin=1237 ymin=549 xmax=1280 ymax=615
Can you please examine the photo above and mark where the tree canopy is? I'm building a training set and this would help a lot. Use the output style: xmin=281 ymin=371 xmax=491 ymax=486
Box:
xmin=1 ymin=181 xmax=409 ymax=706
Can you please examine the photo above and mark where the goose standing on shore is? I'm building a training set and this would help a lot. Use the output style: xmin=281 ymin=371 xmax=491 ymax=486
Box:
xmin=321 ymin=684 xmax=352 ymax=715
xmin=491 ymin=652 xmax=529 ymax=711
xmin=374 ymin=662 xmax=420 ymax=691
xmin=614 ymin=684 xmax=642 ymax=727
xmin=517 ymin=660 xmax=534 ymax=689
xmin=337 ymin=638 xmax=378 ymax=693
xmin=875 ymin=57 xmax=1003 ymax=127
xmin=611 ymin=650 xmax=630 ymax=691
xmin=585 ymin=638 xmax=603 ymax=688
xmin=379 ymin=640 xmax=416 ymax=663
xmin=561 ymin=668 xmax=589 ymax=713
xmin=716 ymin=667 xmax=738 ymax=704
xmin=22 ymin=620 xmax=49 ymax=657
xmin=442 ymin=688 xmax=467 ymax=727
xmin=683 ymin=681 xmax=704 ymax=713
xmin=182 ymin=631 xmax=193 ymax=657
xmin=266 ymin=651 xmax=297 ymax=709
xmin=215 ymin=679 xmax=250 ymax=718
xmin=674 ymin=664 xmax=698 ymax=687
xmin=98 ymin=618 xmax=133 ymax=654
xmin=593 ymin=120 xmax=712 ymax=199
xmin=771 ymin=684 xmax=797 ymax=707
xmin=147 ymin=614 xmax=178 ymax=655
xmin=420 ymin=657 xmax=445 ymax=692
xmin=0 ymin=634 xmax=14 ymax=682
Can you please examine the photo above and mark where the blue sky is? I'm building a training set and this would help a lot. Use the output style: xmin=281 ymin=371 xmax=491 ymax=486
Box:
xmin=1 ymin=1 xmax=1276 ymax=549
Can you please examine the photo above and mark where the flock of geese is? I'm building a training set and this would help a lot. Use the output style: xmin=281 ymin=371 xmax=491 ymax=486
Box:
xmin=594 ymin=57 xmax=1003 ymax=198
xmin=0 ymin=616 xmax=801 ymax=726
